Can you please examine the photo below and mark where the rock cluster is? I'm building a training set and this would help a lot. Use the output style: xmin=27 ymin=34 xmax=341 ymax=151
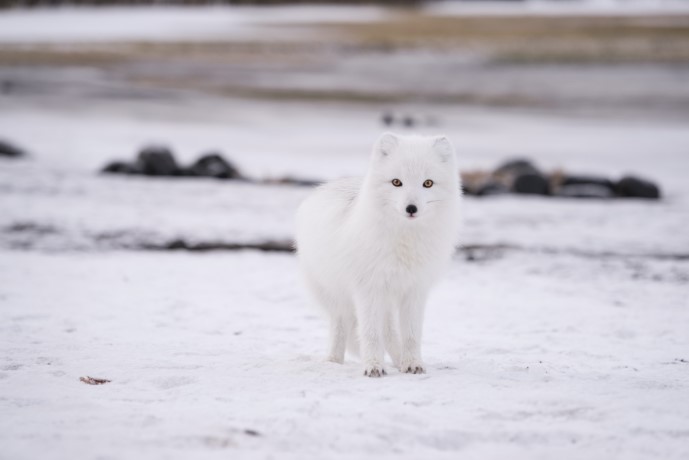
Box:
xmin=381 ymin=112 xmax=438 ymax=129
xmin=462 ymin=158 xmax=661 ymax=199
xmin=102 ymin=146 xmax=243 ymax=179
xmin=101 ymin=148 xmax=661 ymax=199
xmin=102 ymin=145 xmax=321 ymax=186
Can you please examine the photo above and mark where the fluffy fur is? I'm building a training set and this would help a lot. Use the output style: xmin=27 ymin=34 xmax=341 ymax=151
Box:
xmin=295 ymin=133 xmax=462 ymax=377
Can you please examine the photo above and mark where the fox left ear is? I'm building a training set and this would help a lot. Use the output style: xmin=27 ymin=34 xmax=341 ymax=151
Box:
xmin=433 ymin=136 xmax=454 ymax=163
xmin=375 ymin=132 xmax=399 ymax=158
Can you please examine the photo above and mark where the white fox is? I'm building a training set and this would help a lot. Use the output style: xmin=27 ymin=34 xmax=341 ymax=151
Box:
xmin=295 ymin=133 xmax=461 ymax=377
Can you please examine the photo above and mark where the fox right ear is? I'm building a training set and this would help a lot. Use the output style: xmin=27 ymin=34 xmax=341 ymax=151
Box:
xmin=375 ymin=132 xmax=398 ymax=158
xmin=433 ymin=135 xmax=454 ymax=163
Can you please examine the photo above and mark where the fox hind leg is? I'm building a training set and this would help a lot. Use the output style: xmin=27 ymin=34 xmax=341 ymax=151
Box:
xmin=327 ymin=315 xmax=347 ymax=364
xmin=303 ymin=273 xmax=349 ymax=364
xmin=345 ymin=317 xmax=360 ymax=357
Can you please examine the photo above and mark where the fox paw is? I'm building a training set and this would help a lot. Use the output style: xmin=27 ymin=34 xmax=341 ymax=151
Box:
xmin=363 ymin=367 xmax=387 ymax=378
xmin=401 ymin=362 xmax=426 ymax=374
xmin=404 ymin=366 xmax=425 ymax=374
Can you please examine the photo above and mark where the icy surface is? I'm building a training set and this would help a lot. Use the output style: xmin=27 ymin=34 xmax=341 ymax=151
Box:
xmin=1 ymin=249 xmax=687 ymax=459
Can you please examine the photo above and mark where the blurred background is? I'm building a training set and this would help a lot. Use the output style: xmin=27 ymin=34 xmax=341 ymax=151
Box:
xmin=1 ymin=0 xmax=688 ymax=254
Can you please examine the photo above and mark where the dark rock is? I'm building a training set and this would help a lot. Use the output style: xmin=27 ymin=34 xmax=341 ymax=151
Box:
xmin=476 ymin=181 xmax=510 ymax=196
xmin=494 ymin=158 xmax=540 ymax=176
xmin=185 ymin=153 xmax=241 ymax=179
xmin=557 ymin=184 xmax=615 ymax=199
xmin=493 ymin=159 xmax=549 ymax=195
xmin=102 ymin=161 xmax=141 ymax=175
xmin=1 ymin=80 xmax=13 ymax=94
xmin=382 ymin=112 xmax=394 ymax=126
xmin=561 ymin=175 xmax=615 ymax=189
xmin=0 ymin=140 xmax=26 ymax=158
xmin=402 ymin=116 xmax=415 ymax=128
xmin=615 ymin=176 xmax=661 ymax=199
xmin=512 ymin=173 xmax=550 ymax=195
xmin=136 ymin=146 xmax=179 ymax=176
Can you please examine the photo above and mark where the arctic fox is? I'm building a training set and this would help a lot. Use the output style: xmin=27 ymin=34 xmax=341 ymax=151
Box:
xmin=295 ymin=133 xmax=461 ymax=377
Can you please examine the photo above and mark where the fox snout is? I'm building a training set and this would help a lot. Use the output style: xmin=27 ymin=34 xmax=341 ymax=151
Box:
xmin=405 ymin=204 xmax=418 ymax=218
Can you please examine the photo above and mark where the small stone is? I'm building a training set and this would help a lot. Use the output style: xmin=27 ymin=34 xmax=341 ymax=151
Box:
xmin=136 ymin=146 xmax=179 ymax=176
xmin=512 ymin=173 xmax=550 ymax=195
xmin=185 ymin=153 xmax=241 ymax=179
xmin=0 ymin=140 xmax=26 ymax=158
xmin=492 ymin=159 xmax=549 ymax=195
xmin=494 ymin=158 xmax=540 ymax=177
xmin=101 ymin=161 xmax=141 ymax=174
xmin=615 ymin=176 xmax=661 ymax=199
xmin=80 ymin=376 xmax=111 ymax=385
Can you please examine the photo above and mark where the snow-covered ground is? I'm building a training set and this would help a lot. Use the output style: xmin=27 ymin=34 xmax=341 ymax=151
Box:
xmin=1 ymin=95 xmax=688 ymax=459
xmin=1 ymin=247 xmax=688 ymax=459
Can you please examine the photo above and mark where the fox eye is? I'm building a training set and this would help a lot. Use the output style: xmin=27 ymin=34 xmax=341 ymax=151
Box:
xmin=423 ymin=179 xmax=434 ymax=188
xmin=392 ymin=178 xmax=403 ymax=187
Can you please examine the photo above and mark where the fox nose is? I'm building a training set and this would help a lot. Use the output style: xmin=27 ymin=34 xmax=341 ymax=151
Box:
xmin=406 ymin=204 xmax=418 ymax=215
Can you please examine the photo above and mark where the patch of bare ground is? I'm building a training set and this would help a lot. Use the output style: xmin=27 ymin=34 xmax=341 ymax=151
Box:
xmin=1 ymin=14 xmax=688 ymax=108
xmin=314 ymin=13 xmax=689 ymax=63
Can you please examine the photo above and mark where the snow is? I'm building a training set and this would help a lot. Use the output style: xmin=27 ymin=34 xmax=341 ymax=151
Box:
xmin=1 ymin=249 xmax=687 ymax=459
xmin=0 ymin=5 xmax=387 ymax=43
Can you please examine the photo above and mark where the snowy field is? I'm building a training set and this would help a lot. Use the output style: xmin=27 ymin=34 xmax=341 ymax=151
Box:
xmin=1 ymin=3 xmax=689 ymax=459
xmin=1 ymin=248 xmax=687 ymax=459
xmin=2 ymin=96 xmax=688 ymax=460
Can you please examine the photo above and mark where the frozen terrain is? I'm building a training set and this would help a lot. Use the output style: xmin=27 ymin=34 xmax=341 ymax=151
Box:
xmin=1 ymin=4 xmax=689 ymax=459
xmin=2 ymin=247 xmax=688 ymax=460
xmin=2 ymin=95 xmax=688 ymax=460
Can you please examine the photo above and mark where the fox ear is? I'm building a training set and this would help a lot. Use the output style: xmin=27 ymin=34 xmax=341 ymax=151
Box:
xmin=433 ymin=136 xmax=454 ymax=163
xmin=375 ymin=132 xmax=398 ymax=158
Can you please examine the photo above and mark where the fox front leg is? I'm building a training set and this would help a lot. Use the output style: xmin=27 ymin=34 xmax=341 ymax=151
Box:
xmin=399 ymin=291 xmax=427 ymax=374
xmin=354 ymin=292 xmax=386 ymax=378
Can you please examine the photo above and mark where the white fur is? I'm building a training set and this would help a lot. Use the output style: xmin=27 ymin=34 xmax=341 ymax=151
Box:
xmin=295 ymin=133 xmax=462 ymax=377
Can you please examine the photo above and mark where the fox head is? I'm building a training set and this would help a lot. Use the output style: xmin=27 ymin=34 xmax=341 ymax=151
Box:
xmin=365 ymin=132 xmax=460 ymax=221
